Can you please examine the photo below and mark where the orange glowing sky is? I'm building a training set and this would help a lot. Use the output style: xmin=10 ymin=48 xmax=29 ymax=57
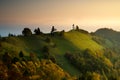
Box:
xmin=1 ymin=0 xmax=120 ymax=32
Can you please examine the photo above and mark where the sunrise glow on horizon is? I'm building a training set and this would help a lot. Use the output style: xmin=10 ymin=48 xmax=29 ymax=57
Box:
xmin=1 ymin=0 xmax=120 ymax=36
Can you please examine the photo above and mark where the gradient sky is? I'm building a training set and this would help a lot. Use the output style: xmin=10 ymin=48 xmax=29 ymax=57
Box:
xmin=1 ymin=0 xmax=120 ymax=36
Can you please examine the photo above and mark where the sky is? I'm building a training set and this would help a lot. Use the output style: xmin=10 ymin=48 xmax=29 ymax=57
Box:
xmin=0 ymin=0 xmax=120 ymax=36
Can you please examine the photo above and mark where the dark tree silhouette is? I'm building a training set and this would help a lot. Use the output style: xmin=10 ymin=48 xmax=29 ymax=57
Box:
xmin=34 ymin=27 xmax=42 ymax=35
xmin=72 ymin=24 xmax=75 ymax=30
xmin=76 ymin=25 xmax=79 ymax=31
xmin=34 ymin=29 xmax=37 ymax=34
xmin=51 ymin=26 xmax=56 ymax=35
xmin=22 ymin=28 xmax=32 ymax=36
xmin=8 ymin=33 xmax=14 ymax=37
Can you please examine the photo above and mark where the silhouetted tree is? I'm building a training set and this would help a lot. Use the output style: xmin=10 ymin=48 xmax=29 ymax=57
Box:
xmin=8 ymin=33 xmax=14 ymax=37
xmin=76 ymin=25 xmax=79 ymax=31
xmin=34 ymin=27 xmax=42 ymax=35
xmin=72 ymin=24 xmax=75 ymax=30
xmin=37 ymin=28 xmax=40 ymax=33
xmin=51 ymin=26 xmax=56 ymax=35
xmin=34 ymin=29 xmax=37 ymax=34
xmin=22 ymin=28 xmax=32 ymax=36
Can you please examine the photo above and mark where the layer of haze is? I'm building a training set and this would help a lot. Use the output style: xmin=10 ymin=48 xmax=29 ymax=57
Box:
xmin=0 ymin=0 xmax=120 ymax=36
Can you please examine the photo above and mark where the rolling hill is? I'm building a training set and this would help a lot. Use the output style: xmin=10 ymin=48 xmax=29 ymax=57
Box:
xmin=0 ymin=28 xmax=120 ymax=79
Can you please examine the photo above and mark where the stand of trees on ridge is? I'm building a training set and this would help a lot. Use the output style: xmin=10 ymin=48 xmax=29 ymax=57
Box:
xmin=6 ymin=24 xmax=87 ymax=37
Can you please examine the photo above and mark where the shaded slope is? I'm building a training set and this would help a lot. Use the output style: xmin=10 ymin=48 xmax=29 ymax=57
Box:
xmin=95 ymin=28 xmax=120 ymax=42
xmin=94 ymin=28 xmax=120 ymax=54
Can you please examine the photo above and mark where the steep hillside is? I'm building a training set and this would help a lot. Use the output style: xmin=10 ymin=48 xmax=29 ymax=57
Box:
xmin=1 ymin=29 xmax=118 ymax=80
xmin=0 ymin=30 xmax=104 ymax=76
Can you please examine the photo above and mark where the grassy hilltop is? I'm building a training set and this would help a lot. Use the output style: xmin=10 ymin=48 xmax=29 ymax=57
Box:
xmin=0 ymin=27 xmax=120 ymax=80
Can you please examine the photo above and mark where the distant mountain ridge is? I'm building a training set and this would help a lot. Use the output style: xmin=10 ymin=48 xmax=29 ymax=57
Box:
xmin=95 ymin=28 xmax=120 ymax=42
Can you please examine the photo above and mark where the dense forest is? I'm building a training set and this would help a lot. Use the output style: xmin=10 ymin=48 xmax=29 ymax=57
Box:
xmin=0 ymin=26 xmax=120 ymax=80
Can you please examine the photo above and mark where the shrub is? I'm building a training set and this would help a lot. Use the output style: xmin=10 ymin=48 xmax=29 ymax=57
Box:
xmin=12 ymin=57 xmax=19 ymax=64
xmin=42 ymin=46 xmax=49 ymax=53
xmin=22 ymin=28 xmax=32 ymax=36
xmin=19 ymin=51 xmax=24 ymax=58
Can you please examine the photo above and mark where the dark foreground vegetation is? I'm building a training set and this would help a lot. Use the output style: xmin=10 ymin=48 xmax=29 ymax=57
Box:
xmin=0 ymin=52 xmax=72 ymax=80
xmin=0 ymin=25 xmax=120 ymax=80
